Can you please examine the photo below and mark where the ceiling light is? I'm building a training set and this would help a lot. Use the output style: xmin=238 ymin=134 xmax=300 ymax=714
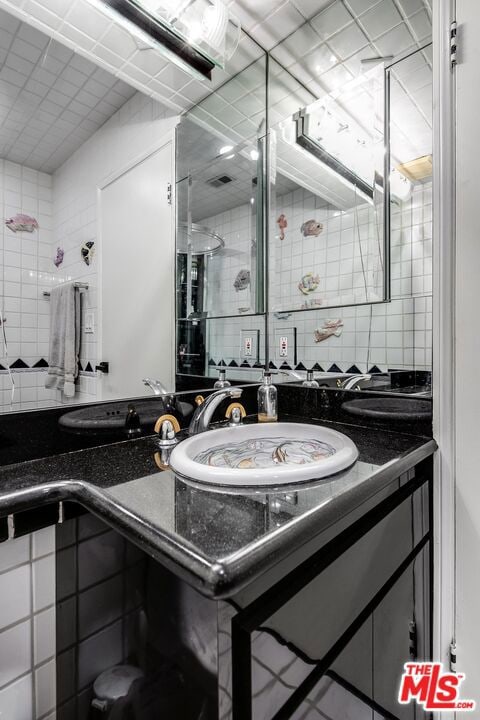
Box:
xmin=87 ymin=0 xmax=241 ymax=79
xmin=140 ymin=0 xmax=240 ymax=64
xmin=225 ymin=154 xmax=235 ymax=159
xmin=250 ymin=150 xmax=259 ymax=161
xmin=219 ymin=145 xmax=234 ymax=155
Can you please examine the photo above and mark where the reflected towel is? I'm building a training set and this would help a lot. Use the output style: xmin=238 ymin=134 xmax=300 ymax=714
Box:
xmin=45 ymin=284 xmax=80 ymax=398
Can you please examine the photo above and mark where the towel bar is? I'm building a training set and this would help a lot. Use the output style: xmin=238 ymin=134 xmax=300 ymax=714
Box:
xmin=43 ymin=282 xmax=89 ymax=297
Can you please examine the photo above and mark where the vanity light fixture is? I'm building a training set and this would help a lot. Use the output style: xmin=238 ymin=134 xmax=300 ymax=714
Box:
xmin=294 ymin=108 xmax=374 ymax=200
xmin=88 ymin=0 xmax=241 ymax=80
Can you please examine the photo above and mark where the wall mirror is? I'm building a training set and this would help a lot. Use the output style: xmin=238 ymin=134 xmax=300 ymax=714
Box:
xmin=269 ymin=60 xmax=387 ymax=316
xmin=0 ymin=4 xmax=183 ymax=413
xmin=0 ymin=2 xmax=267 ymax=413
xmin=175 ymin=54 xmax=268 ymax=384
xmin=267 ymin=41 xmax=432 ymax=385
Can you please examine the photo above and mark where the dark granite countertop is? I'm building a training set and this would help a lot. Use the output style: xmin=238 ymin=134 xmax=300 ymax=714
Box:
xmin=0 ymin=414 xmax=436 ymax=599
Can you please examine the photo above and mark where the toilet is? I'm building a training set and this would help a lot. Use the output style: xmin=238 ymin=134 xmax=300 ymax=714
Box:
xmin=91 ymin=665 xmax=144 ymax=715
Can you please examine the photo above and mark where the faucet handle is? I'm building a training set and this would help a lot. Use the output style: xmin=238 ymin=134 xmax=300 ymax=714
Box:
xmin=225 ymin=402 xmax=246 ymax=427
xmin=154 ymin=414 xmax=180 ymax=447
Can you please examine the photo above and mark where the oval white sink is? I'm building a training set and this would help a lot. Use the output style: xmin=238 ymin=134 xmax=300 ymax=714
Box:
xmin=169 ymin=422 xmax=358 ymax=487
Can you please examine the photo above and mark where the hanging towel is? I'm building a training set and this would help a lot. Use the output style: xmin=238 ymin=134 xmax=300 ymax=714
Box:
xmin=45 ymin=284 xmax=80 ymax=398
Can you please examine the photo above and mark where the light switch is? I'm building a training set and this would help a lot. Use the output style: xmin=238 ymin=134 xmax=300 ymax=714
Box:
xmin=84 ymin=312 xmax=95 ymax=334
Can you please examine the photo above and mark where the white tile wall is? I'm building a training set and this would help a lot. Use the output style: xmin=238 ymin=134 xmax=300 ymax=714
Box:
xmin=204 ymin=181 xmax=431 ymax=374
xmin=203 ymin=204 xmax=255 ymax=318
xmin=0 ymin=528 xmax=56 ymax=720
xmin=0 ymin=158 xmax=60 ymax=411
xmin=271 ymin=188 xmax=383 ymax=312
xmin=270 ymin=181 xmax=433 ymax=372
xmin=207 ymin=313 xmax=266 ymax=381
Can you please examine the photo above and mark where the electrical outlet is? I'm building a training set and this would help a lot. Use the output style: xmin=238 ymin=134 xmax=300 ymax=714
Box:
xmin=240 ymin=329 xmax=260 ymax=362
xmin=274 ymin=327 xmax=297 ymax=364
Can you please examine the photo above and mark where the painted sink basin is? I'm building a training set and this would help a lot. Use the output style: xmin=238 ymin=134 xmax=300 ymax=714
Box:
xmin=169 ymin=423 xmax=358 ymax=487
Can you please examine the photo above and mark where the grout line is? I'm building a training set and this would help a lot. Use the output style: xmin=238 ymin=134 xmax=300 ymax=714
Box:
xmin=29 ymin=532 xmax=36 ymax=719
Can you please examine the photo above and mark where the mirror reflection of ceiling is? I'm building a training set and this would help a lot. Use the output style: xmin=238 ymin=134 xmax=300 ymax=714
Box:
xmin=0 ymin=0 xmax=265 ymax=115
xmin=266 ymin=0 xmax=432 ymax=167
xmin=0 ymin=8 xmax=136 ymax=173
xmin=181 ymin=0 xmax=431 ymax=200
xmin=178 ymin=118 xmax=302 ymax=222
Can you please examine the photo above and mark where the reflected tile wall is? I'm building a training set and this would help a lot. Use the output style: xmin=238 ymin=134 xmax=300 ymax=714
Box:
xmin=270 ymin=181 xmax=433 ymax=373
xmin=0 ymin=159 xmax=57 ymax=411
xmin=56 ymin=511 xmax=218 ymax=720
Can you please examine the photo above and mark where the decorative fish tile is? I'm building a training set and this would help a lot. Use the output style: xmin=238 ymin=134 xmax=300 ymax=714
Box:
xmin=301 ymin=219 xmax=323 ymax=237
xmin=314 ymin=319 xmax=344 ymax=343
xmin=5 ymin=214 xmax=39 ymax=233
xmin=234 ymin=269 xmax=250 ymax=291
xmin=298 ymin=273 xmax=320 ymax=295
xmin=54 ymin=247 xmax=64 ymax=268
xmin=277 ymin=214 xmax=287 ymax=240
xmin=81 ymin=240 xmax=95 ymax=266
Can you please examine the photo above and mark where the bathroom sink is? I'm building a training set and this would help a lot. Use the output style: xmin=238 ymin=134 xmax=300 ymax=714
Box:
xmin=169 ymin=422 xmax=358 ymax=487
xmin=341 ymin=397 xmax=432 ymax=420
xmin=59 ymin=399 xmax=193 ymax=435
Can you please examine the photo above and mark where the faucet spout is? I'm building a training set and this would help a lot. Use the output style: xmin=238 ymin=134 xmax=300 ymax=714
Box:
xmin=143 ymin=378 xmax=169 ymax=396
xmin=341 ymin=374 xmax=371 ymax=391
xmin=188 ymin=387 xmax=243 ymax=435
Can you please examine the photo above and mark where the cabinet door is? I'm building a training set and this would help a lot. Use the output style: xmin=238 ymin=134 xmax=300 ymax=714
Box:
xmin=373 ymin=563 xmax=415 ymax=719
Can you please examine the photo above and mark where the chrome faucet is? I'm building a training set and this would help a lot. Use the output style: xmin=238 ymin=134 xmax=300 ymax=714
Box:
xmin=143 ymin=378 xmax=169 ymax=396
xmin=341 ymin=374 xmax=371 ymax=391
xmin=278 ymin=370 xmax=304 ymax=381
xmin=189 ymin=387 xmax=243 ymax=435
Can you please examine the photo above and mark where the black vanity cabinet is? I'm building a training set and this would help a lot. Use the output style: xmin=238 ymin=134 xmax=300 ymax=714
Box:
xmin=226 ymin=469 xmax=431 ymax=720
xmin=54 ymin=461 xmax=432 ymax=720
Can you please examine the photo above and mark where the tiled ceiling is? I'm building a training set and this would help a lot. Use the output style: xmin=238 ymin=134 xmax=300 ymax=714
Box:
xmin=0 ymin=8 xmax=136 ymax=172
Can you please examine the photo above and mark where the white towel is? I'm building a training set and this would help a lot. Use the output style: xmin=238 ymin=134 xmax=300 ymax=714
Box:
xmin=45 ymin=284 xmax=80 ymax=398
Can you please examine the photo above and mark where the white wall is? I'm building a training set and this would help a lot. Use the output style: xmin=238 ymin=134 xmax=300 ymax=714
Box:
xmin=454 ymin=0 xmax=480 ymax=699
